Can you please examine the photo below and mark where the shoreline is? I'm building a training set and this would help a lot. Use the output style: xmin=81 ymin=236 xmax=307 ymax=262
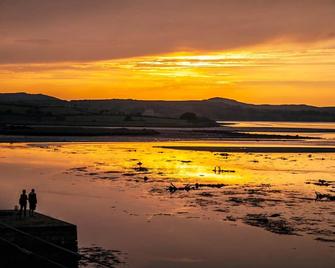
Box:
xmin=0 ymin=136 xmax=312 ymax=143
xmin=0 ymin=125 xmax=316 ymax=143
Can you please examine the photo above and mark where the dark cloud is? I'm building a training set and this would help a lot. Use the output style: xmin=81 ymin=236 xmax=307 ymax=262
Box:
xmin=1 ymin=0 xmax=335 ymax=63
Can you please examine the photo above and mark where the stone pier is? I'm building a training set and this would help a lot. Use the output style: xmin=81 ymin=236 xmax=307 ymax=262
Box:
xmin=0 ymin=210 xmax=78 ymax=267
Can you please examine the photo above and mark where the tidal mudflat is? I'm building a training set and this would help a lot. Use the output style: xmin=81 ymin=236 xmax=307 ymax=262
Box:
xmin=0 ymin=141 xmax=334 ymax=267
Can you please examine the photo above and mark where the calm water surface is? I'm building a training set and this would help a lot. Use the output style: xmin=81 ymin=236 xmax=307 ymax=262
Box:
xmin=0 ymin=140 xmax=334 ymax=267
xmin=221 ymin=121 xmax=335 ymax=129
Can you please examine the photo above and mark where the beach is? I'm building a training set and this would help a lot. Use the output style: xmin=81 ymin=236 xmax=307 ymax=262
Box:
xmin=0 ymin=132 xmax=334 ymax=267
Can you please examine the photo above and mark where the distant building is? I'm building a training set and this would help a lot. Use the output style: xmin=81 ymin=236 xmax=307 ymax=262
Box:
xmin=142 ymin=109 xmax=156 ymax=117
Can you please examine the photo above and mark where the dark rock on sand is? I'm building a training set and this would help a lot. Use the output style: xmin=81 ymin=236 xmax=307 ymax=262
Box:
xmin=244 ymin=214 xmax=295 ymax=235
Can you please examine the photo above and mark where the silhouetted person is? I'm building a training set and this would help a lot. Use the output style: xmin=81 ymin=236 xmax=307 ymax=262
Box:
xmin=28 ymin=189 xmax=37 ymax=216
xmin=19 ymin=189 xmax=28 ymax=217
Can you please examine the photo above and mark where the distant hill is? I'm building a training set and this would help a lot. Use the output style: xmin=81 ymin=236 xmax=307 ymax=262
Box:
xmin=1 ymin=93 xmax=335 ymax=123
xmin=70 ymin=97 xmax=335 ymax=121
xmin=0 ymin=92 xmax=65 ymax=105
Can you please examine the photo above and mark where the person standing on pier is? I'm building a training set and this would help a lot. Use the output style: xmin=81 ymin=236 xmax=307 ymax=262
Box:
xmin=19 ymin=189 xmax=28 ymax=217
xmin=28 ymin=189 xmax=37 ymax=216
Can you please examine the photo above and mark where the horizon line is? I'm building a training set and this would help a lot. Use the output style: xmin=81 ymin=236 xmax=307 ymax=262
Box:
xmin=1 ymin=91 xmax=335 ymax=108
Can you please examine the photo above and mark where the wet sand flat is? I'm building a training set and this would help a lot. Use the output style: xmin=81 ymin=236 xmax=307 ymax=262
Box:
xmin=0 ymin=141 xmax=334 ymax=267
xmin=160 ymin=145 xmax=335 ymax=153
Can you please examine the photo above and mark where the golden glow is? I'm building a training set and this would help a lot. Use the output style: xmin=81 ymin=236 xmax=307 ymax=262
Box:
xmin=1 ymin=41 xmax=335 ymax=105
xmin=1 ymin=142 xmax=334 ymax=187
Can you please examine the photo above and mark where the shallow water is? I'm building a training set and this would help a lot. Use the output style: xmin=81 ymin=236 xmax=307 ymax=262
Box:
xmin=0 ymin=141 xmax=334 ymax=267
xmin=221 ymin=120 xmax=335 ymax=140
xmin=221 ymin=121 xmax=335 ymax=129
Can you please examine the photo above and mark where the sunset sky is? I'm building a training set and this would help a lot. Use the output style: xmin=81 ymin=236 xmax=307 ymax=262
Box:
xmin=1 ymin=0 xmax=335 ymax=105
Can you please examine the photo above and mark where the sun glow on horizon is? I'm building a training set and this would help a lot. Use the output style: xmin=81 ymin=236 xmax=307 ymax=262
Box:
xmin=1 ymin=41 xmax=335 ymax=105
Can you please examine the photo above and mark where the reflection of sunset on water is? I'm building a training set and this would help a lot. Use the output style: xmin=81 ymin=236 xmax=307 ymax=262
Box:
xmin=2 ymin=142 xmax=335 ymax=187
xmin=0 ymin=141 xmax=335 ymax=266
